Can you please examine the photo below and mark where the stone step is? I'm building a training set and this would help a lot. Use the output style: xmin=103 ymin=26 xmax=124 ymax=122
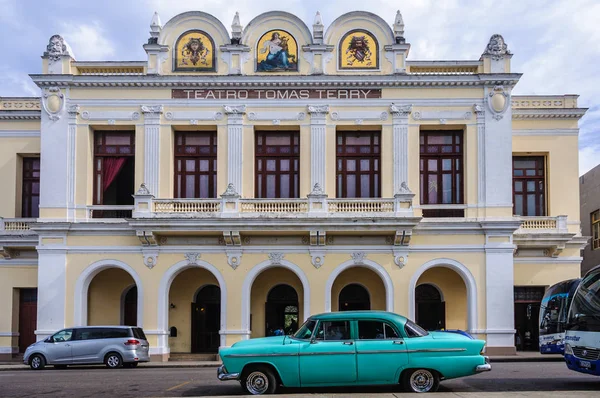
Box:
xmin=169 ymin=353 xmax=218 ymax=361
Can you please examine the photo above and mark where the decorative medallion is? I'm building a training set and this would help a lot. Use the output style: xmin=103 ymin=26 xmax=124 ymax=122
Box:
xmin=351 ymin=252 xmax=366 ymax=264
xmin=174 ymin=30 xmax=216 ymax=72
xmin=143 ymin=251 xmax=158 ymax=269
xmin=256 ymin=30 xmax=298 ymax=72
xmin=268 ymin=252 xmax=285 ymax=265
xmin=339 ymin=30 xmax=379 ymax=70
xmin=41 ymin=87 xmax=65 ymax=121
xmin=185 ymin=252 xmax=201 ymax=265
xmin=486 ymin=85 xmax=510 ymax=121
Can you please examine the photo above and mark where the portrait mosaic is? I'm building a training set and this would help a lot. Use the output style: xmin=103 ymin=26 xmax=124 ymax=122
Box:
xmin=174 ymin=30 xmax=216 ymax=72
xmin=339 ymin=30 xmax=379 ymax=70
xmin=256 ymin=30 xmax=298 ymax=72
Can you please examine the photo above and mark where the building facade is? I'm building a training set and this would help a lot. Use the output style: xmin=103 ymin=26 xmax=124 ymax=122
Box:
xmin=580 ymin=164 xmax=600 ymax=275
xmin=0 ymin=10 xmax=589 ymax=360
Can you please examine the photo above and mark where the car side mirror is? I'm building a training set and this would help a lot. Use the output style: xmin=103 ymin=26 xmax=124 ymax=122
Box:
xmin=45 ymin=337 xmax=53 ymax=343
xmin=310 ymin=338 xmax=317 ymax=344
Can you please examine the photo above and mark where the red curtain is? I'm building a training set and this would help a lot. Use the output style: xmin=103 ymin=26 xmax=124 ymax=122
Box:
xmin=102 ymin=157 xmax=127 ymax=192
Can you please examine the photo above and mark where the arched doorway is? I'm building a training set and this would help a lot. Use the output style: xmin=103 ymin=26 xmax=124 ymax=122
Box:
xmin=192 ymin=285 xmax=221 ymax=353
xmin=265 ymin=284 xmax=299 ymax=336
xmin=122 ymin=285 xmax=137 ymax=326
xmin=339 ymin=284 xmax=371 ymax=311
xmin=416 ymin=284 xmax=445 ymax=330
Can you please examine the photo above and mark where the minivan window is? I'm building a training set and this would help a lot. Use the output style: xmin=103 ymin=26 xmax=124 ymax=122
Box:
xmin=132 ymin=328 xmax=146 ymax=340
xmin=52 ymin=329 xmax=73 ymax=342
xmin=76 ymin=328 xmax=130 ymax=340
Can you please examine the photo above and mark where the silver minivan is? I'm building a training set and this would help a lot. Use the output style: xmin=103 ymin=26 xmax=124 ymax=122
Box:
xmin=23 ymin=326 xmax=150 ymax=370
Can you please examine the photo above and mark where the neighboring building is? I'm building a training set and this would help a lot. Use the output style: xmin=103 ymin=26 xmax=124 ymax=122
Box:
xmin=0 ymin=10 xmax=589 ymax=360
xmin=580 ymin=164 xmax=600 ymax=275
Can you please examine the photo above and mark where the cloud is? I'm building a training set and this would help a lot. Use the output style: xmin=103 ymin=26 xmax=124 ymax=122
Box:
xmin=60 ymin=22 xmax=116 ymax=60
xmin=0 ymin=67 xmax=39 ymax=97
xmin=579 ymin=145 xmax=600 ymax=176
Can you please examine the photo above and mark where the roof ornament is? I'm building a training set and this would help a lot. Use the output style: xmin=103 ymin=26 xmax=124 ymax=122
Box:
xmin=148 ymin=11 xmax=162 ymax=44
xmin=231 ymin=12 xmax=242 ymax=44
xmin=393 ymin=10 xmax=405 ymax=44
xmin=313 ymin=11 xmax=324 ymax=44
xmin=45 ymin=34 xmax=73 ymax=63
xmin=482 ymin=34 xmax=511 ymax=61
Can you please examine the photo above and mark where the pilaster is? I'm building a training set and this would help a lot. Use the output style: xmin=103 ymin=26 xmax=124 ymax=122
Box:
xmin=141 ymin=105 xmax=163 ymax=195
xmin=224 ymin=105 xmax=246 ymax=193
xmin=66 ymin=105 xmax=79 ymax=221
xmin=36 ymin=238 xmax=67 ymax=340
xmin=474 ymin=104 xmax=486 ymax=208
xmin=307 ymin=105 xmax=329 ymax=190
xmin=390 ymin=104 xmax=412 ymax=194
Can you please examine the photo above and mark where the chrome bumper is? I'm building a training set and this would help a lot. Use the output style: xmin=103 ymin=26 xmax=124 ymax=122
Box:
xmin=217 ymin=365 xmax=240 ymax=381
xmin=475 ymin=356 xmax=491 ymax=372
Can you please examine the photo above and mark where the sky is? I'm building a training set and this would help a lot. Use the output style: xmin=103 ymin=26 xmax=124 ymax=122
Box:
xmin=0 ymin=0 xmax=598 ymax=175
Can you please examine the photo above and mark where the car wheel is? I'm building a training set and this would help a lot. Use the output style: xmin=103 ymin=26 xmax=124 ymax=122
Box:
xmin=124 ymin=362 xmax=138 ymax=368
xmin=403 ymin=368 xmax=440 ymax=393
xmin=241 ymin=366 xmax=277 ymax=395
xmin=54 ymin=365 xmax=68 ymax=369
xmin=104 ymin=353 xmax=123 ymax=369
xmin=29 ymin=354 xmax=46 ymax=370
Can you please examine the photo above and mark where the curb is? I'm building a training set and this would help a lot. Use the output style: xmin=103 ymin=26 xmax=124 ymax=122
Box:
xmin=489 ymin=357 xmax=565 ymax=363
xmin=0 ymin=363 xmax=222 ymax=371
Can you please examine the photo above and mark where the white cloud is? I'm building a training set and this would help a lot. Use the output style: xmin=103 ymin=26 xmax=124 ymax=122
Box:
xmin=0 ymin=67 xmax=39 ymax=97
xmin=579 ymin=145 xmax=600 ymax=176
xmin=60 ymin=22 xmax=116 ymax=60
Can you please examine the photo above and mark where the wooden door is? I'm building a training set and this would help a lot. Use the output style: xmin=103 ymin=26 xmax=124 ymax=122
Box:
xmin=19 ymin=289 xmax=37 ymax=353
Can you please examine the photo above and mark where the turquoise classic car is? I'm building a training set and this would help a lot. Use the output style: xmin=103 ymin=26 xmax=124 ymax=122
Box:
xmin=218 ymin=311 xmax=491 ymax=394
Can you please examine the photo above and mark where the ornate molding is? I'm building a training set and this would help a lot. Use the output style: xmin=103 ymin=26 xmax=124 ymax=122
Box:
xmin=396 ymin=181 xmax=412 ymax=195
xmin=41 ymin=87 xmax=65 ymax=121
xmin=310 ymin=252 xmax=325 ymax=268
xmin=482 ymin=34 xmax=511 ymax=61
xmin=308 ymin=183 xmax=325 ymax=196
xmin=307 ymin=105 xmax=330 ymax=116
xmin=223 ymin=105 xmax=246 ymax=115
xmin=227 ymin=251 xmax=242 ymax=269
xmin=164 ymin=110 xmax=223 ymax=122
xmin=268 ymin=252 xmax=285 ymax=265
xmin=247 ymin=111 xmax=305 ymax=123
xmin=136 ymin=183 xmax=151 ymax=195
xmin=486 ymin=85 xmax=510 ymax=121
xmin=390 ymin=103 xmax=412 ymax=117
xmin=143 ymin=250 xmax=158 ymax=269
xmin=351 ymin=252 xmax=366 ymax=264
xmin=330 ymin=110 xmax=388 ymax=124
xmin=221 ymin=183 xmax=240 ymax=197
xmin=67 ymin=104 xmax=80 ymax=118
xmin=473 ymin=104 xmax=485 ymax=117
xmin=185 ymin=252 xmax=201 ymax=265
xmin=411 ymin=109 xmax=472 ymax=122
xmin=80 ymin=110 xmax=140 ymax=122
xmin=44 ymin=34 xmax=70 ymax=64
xmin=393 ymin=252 xmax=407 ymax=268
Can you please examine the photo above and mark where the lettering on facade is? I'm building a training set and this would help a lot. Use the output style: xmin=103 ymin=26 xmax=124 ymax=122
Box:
xmin=172 ymin=88 xmax=381 ymax=100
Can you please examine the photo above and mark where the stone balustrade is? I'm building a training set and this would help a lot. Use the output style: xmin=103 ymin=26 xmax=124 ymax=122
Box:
xmin=0 ymin=218 xmax=36 ymax=234
xmin=516 ymin=215 xmax=568 ymax=233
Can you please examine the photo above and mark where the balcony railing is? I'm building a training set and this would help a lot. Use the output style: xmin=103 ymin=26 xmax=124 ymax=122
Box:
xmin=515 ymin=216 xmax=568 ymax=234
xmin=87 ymin=205 xmax=134 ymax=219
xmin=0 ymin=218 xmax=36 ymax=234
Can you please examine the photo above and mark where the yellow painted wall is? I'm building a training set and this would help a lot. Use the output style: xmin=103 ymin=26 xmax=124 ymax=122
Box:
xmin=514 ymin=262 xmax=580 ymax=286
xmin=416 ymin=268 xmax=468 ymax=331
xmin=168 ymin=268 xmax=218 ymax=352
xmin=250 ymin=268 xmax=304 ymax=338
xmin=87 ymin=268 xmax=134 ymax=325
xmin=0 ymin=137 xmax=40 ymax=218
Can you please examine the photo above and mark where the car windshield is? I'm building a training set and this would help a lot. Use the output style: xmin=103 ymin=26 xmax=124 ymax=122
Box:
xmin=405 ymin=320 xmax=429 ymax=337
xmin=292 ymin=320 xmax=317 ymax=340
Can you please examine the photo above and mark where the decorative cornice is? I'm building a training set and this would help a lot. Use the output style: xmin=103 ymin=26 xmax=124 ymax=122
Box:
xmin=390 ymin=103 xmax=412 ymax=117
xmin=0 ymin=111 xmax=41 ymax=120
xmin=29 ymin=74 xmax=523 ymax=89
xmin=512 ymin=108 xmax=588 ymax=119
xmin=223 ymin=105 xmax=246 ymax=115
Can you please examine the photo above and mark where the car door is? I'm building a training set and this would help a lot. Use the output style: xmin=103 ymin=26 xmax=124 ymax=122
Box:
xmin=44 ymin=329 xmax=74 ymax=364
xmin=70 ymin=328 xmax=104 ymax=364
xmin=298 ymin=320 xmax=357 ymax=385
xmin=355 ymin=320 xmax=409 ymax=383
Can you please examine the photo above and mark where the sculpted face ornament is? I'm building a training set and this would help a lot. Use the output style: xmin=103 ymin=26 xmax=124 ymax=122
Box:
xmin=46 ymin=35 xmax=68 ymax=62
xmin=483 ymin=34 xmax=511 ymax=61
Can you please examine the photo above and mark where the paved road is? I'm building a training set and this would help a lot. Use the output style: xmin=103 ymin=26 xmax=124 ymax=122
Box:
xmin=0 ymin=362 xmax=598 ymax=397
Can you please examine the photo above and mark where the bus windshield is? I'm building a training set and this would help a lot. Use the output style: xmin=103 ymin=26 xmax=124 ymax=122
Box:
xmin=567 ymin=269 xmax=600 ymax=332
xmin=538 ymin=279 xmax=580 ymax=354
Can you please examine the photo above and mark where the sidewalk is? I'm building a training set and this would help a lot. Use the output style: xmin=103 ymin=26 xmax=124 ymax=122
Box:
xmin=0 ymin=352 xmax=563 ymax=371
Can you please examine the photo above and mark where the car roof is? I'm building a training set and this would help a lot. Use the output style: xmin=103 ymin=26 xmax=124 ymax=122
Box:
xmin=308 ymin=311 xmax=408 ymax=323
xmin=71 ymin=326 xmax=135 ymax=329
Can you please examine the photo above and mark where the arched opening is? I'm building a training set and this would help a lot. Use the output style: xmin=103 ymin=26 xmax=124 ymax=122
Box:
xmin=88 ymin=268 xmax=136 ymax=326
xmin=122 ymin=285 xmax=137 ymax=326
xmin=339 ymin=284 xmax=371 ymax=311
xmin=331 ymin=267 xmax=386 ymax=312
xmin=249 ymin=268 xmax=304 ymax=338
xmin=416 ymin=284 xmax=445 ymax=330
xmin=265 ymin=284 xmax=299 ymax=336
xmin=415 ymin=268 xmax=467 ymax=331
xmin=192 ymin=285 xmax=221 ymax=353
xmin=168 ymin=268 xmax=220 ymax=354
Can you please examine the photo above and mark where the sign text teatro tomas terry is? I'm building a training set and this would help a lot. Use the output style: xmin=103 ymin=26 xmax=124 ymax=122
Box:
xmin=172 ymin=88 xmax=381 ymax=100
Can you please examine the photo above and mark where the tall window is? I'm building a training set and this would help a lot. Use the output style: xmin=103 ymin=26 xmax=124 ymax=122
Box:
xmin=336 ymin=132 xmax=380 ymax=198
xmin=255 ymin=132 xmax=299 ymax=198
xmin=419 ymin=131 xmax=463 ymax=217
xmin=174 ymin=132 xmax=217 ymax=198
xmin=93 ymin=132 xmax=135 ymax=217
xmin=512 ymin=156 xmax=545 ymax=216
xmin=21 ymin=157 xmax=40 ymax=218
xmin=592 ymin=210 xmax=600 ymax=250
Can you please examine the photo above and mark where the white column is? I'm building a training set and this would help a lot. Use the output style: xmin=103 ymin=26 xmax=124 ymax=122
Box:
xmin=36 ymin=247 xmax=67 ymax=340
xmin=141 ymin=105 xmax=163 ymax=195
xmin=66 ymin=105 xmax=79 ymax=221
xmin=475 ymin=104 xmax=486 ymax=207
xmin=484 ymin=239 xmax=516 ymax=352
xmin=390 ymin=104 xmax=412 ymax=193
xmin=307 ymin=105 xmax=329 ymax=190
xmin=224 ymin=105 xmax=246 ymax=192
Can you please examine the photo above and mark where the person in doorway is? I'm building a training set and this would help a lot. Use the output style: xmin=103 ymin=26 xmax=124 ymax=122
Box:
xmin=273 ymin=327 xmax=284 ymax=336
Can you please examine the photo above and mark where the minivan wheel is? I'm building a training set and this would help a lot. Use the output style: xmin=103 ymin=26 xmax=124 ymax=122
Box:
xmin=30 ymin=354 xmax=46 ymax=370
xmin=241 ymin=366 xmax=277 ymax=395
xmin=104 ymin=353 xmax=123 ymax=369
xmin=403 ymin=368 xmax=440 ymax=393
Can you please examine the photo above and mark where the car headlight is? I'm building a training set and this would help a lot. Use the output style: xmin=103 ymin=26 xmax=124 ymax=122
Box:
xmin=564 ymin=343 xmax=573 ymax=355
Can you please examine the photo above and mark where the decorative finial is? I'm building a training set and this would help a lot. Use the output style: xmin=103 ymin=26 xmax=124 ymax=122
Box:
xmin=310 ymin=183 xmax=325 ymax=196
xmin=136 ymin=183 xmax=151 ymax=195
xmin=312 ymin=11 xmax=324 ymax=44
xmin=231 ymin=12 xmax=242 ymax=44
xmin=221 ymin=183 xmax=239 ymax=197
xmin=394 ymin=10 xmax=405 ymax=43
xmin=148 ymin=12 xmax=162 ymax=44
xmin=482 ymin=34 xmax=510 ymax=60
xmin=45 ymin=34 xmax=73 ymax=63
